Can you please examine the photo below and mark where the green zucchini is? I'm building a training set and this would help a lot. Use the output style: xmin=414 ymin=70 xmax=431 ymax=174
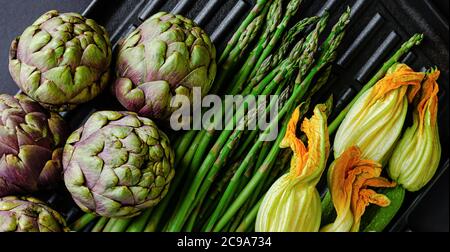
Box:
xmin=320 ymin=189 xmax=337 ymax=226
xmin=361 ymin=185 xmax=405 ymax=232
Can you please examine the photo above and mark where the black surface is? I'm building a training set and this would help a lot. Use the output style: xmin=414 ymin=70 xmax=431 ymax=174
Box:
xmin=0 ymin=0 xmax=448 ymax=232
xmin=409 ymin=169 xmax=449 ymax=232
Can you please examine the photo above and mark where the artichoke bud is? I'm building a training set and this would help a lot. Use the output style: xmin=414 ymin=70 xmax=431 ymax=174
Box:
xmin=321 ymin=146 xmax=396 ymax=232
xmin=0 ymin=93 xmax=68 ymax=197
xmin=63 ymin=111 xmax=175 ymax=218
xmin=333 ymin=63 xmax=425 ymax=164
xmin=114 ymin=12 xmax=216 ymax=120
xmin=256 ymin=103 xmax=330 ymax=232
xmin=0 ymin=196 xmax=69 ymax=232
xmin=388 ymin=69 xmax=441 ymax=192
xmin=8 ymin=10 xmax=112 ymax=111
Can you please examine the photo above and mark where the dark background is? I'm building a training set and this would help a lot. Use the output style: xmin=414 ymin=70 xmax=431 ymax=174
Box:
xmin=0 ymin=0 xmax=448 ymax=232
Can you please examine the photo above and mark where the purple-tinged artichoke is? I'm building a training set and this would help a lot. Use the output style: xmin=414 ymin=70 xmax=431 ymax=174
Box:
xmin=0 ymin=196 xmax=69 ymax=232
xmin=9 ymin=10 xmax=112 ymax=111
xmin=0 ymin=93 xmax=68 ymax=197
xmin=114 ymin=12 xmax=216 ymax=119
xmin=63 ymin=111 xmax=175 ymax=218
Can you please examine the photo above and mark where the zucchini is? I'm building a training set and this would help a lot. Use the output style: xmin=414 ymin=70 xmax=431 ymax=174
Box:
xmin=320 ymin=189 xmax=337 ymax=226
xmin=361 ymin=185 xmax=405 ymax=232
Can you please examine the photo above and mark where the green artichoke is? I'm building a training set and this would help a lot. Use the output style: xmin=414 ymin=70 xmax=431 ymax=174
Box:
xmin=0 ymin=93 xmax=68 ymax=197
xmin=63 ymin=111 xmax=175 ymax=218
xmin=114 ymin=12 xmax=216 ymax=119
xmin=9 ymin=10 xmax=112 ymax=111
xmin=0 ymin=196 xmax=69 ymax=232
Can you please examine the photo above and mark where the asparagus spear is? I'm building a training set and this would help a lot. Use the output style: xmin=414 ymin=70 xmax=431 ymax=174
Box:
xmin=212 ymin=7 xmax=351 ymax=232
xmin=125 ymin=208 xmax=153 ymax=232
xmin=174 ymin=131 xmax=196 ymax=167
xmin=248 ymin=0 xmax=304 ymax=80
xmin=243 ymin=16 xmax=320 ymax=95
xmin=236 ymin=198 xmax=262 ymax=232
xmin=102 ymin=218 xmax=118 ymax=232
xmin=91 ymin=217 xmax=109 ymax=232
xmin=295 ymin=13 xmax=329 ymax=83
xmin=219 ymin=0 xmax=271 ymax=64
xmin=212 ymin=8 xmax=267 ymax=95
xmin=70 ymin=213 xmax=97 ymax=232
xmin=108 ymin=218 xmax=131 ymax=232
xmin=228 ymin=0 xmax=284 ymax=95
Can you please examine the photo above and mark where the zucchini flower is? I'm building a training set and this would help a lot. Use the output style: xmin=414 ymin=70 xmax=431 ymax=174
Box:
xmin=388 ymin=70 xmax=441 ymax=192
xmin=256 ymin=103 xmax=330 ymax=232
xmin=321 ymin=146 xmax=396 ymax=232
xmin=333 ymin=64 xmax=425 ymax=163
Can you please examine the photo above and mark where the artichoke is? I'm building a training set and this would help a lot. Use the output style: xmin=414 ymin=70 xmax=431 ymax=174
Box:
xmin=0 ymin=93 xmax=68 ymax=197
xmin=114 ymin=12 xmax=217 ymax=119
xmin=0 ymin=196 xmax=69 ymax=232
xmin=63 ymin=111 xmax=175 ymax=218
xmin=9 ymin=10 xmax=112 ymax=111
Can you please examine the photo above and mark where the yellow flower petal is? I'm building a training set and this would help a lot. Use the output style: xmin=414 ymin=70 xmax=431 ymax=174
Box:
xmin=368 ymin=64 xmax=425 ymax=107
xmin=322 ymin=146 xmax=396 ymax=232
xmin=280 ymin=104 xmax=330 ymax=182
xmin=416 ymin=69 xmax=439 ymax=131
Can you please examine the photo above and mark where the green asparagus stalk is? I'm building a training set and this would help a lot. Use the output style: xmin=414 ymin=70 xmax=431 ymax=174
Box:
xmin=309 ymin=65 xmax=333 ymax=96
xmin=198 ymin=162 xmax=240 ymax=223
xmin=295 ymin=13 xmax=329 ymax=83
xmin=174 ymin=131 xmax=197 ymax=167
xmin=91 ymin=217 xmax=109 ymax=232
xmin=229 ymin=197 xmax=252 ymax=232
xmin=228 ymin=0 xmax=284 ymax=95
xmin=236 ymin=198 xmax=263 ymax=232
xmin=219 ymin=0 xmax=271 ymax=64
xmin=213 ymin=8 xmax=267 ymax=95
xmin=245 ymin=16 xmax=320 ymax=93
xmin=70 ymin=213 xmax=97 ymax=232
xmin=126 ymin=208 xmax=153 ymax=232
xmin=249 ymin=0 xmax=304 ymax=80
xmin=242 ymin=55 xmax=274 ymax=95
xmin=109 ymin=218 xmax=131 ymax=232
xmin=184 ymin=204 xmax=202 ymax=232
xmin=102 ymin=218 xmax=118 ymax=232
